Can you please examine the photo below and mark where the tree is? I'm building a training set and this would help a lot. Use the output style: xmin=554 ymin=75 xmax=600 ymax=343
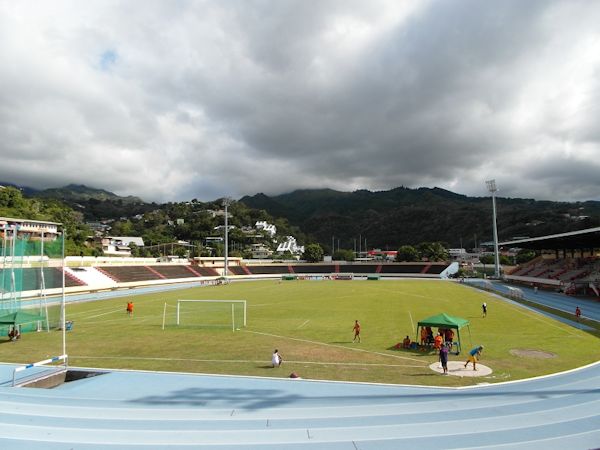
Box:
xmin=480 ymin=254 xmax=511 ymax=265
xmin=479 ymin=254 xmax=495 ymax=264
xmin=417 ymin=241 xmax=448 ymax=262
xmin=173 ymin=246 xmax=188 ymax=258
xmin=0 ymin=186 xmax=26 ymax=211
xmin=303 ymin=243 xmax=324 ymax=263
xmin=277 ymin=250 xmax=296 ymax=260
xmin=333 ymin=249 xmax=355 ymax=261
xmin=396 ymin=245 xmax=419 ymax=262
xmin=516 ymin=249 xmax=536 ymax=264
xmin=129 ymin=243 xmax=140 ymax=257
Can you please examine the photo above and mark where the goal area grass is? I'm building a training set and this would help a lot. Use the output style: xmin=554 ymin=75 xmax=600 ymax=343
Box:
xmin=3 ymin=280 xmax=600 ymax=387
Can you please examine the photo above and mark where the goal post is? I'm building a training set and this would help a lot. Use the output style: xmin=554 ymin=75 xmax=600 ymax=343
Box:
xmin=175 ymin=300 xmax=247 ymax=330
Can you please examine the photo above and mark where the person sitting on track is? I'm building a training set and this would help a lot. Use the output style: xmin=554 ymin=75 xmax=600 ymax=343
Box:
xmin=272 ymin=349 xmax=283 ymax=367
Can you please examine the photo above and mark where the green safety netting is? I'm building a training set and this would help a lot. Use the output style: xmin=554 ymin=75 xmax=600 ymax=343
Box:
xmin=0 ymin=310 xmax=46 ymax=325
xmin=1 ymin=230 xmax=63 ymax=334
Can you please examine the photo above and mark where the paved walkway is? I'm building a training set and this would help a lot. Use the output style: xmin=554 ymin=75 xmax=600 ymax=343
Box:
xmin=0 ymin=358 xmax=598 ymax=449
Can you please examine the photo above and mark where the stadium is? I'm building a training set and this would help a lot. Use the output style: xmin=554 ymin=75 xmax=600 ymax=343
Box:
xmin=1 ymin=220 xmax=599 ymax=449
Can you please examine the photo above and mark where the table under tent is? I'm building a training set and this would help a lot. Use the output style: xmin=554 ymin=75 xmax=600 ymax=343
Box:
xmin=416 ymin=313 xmax=470 ymax=354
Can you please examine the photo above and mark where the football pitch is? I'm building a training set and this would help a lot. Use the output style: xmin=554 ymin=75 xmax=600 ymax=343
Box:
xmin=4 ymin=279 xmax=600 ymax=386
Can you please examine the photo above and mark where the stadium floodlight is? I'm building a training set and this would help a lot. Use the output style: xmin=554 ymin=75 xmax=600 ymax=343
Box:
xmin=222 ymin=197 xmax=231 ymax=279
xmin=485 ymin=179 xmax=501 ymax=278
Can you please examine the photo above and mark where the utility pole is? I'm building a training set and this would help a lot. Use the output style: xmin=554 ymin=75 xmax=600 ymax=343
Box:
xmin=222 ymin=198 xmax=231 ymax=278
xmin=485 ymin=180 xmax=501 ymax=278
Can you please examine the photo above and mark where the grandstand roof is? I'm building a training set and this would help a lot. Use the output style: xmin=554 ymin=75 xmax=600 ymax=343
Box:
xmin=500 ymin=226 xmax=600 ymax=250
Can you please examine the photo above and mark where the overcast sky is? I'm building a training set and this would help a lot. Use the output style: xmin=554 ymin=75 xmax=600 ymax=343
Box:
xmin=1 ymin=0 xmax=599 ymax=203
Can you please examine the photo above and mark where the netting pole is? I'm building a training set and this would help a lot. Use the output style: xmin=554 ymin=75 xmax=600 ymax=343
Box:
xmin=162 ymin=302 xmax=167 ymax=330
xmin=61 ymin=230 xmax=66 ymax=361
xmin=40 ymin=232 xmax=49 ymax=332
xmin=176 ymin=302 xmax=180 ymax=325
xmin=244 ymin=300 xmax=247 ymax=327
xmin=232 ymin=304 xmax=235 ymax=332
xmin=10 ymin=226 xmax=17 ymax=311
xmin=1 ymin=225 xmax=6 ymax=303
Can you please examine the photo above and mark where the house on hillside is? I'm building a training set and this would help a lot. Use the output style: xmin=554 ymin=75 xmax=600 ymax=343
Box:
xmin=255 ymin=221 xmax=276 ymax=237
xmin=276 ymin=236 xmax=304 ymax=256
xmin=97 ymin=236 xmax=145 ymax=257
xmin=251 ymin=243 xmax=273 ymax=259
xmin=0 ymin=217 xmax=61 ymax=241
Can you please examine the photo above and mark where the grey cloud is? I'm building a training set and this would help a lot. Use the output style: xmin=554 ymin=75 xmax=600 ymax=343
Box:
xmin=0 ymin=0 xmax=599 ymax=203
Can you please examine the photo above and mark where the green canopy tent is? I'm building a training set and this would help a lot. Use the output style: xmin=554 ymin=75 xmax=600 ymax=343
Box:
xmin=416 ymin=313 xmax=470 ymax=354
xmin=0 ymin=310 xmax=47 ymax=335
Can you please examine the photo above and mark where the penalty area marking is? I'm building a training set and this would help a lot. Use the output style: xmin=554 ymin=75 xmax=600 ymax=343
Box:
xmin=244 ymin=329 xmax=427 ymax=364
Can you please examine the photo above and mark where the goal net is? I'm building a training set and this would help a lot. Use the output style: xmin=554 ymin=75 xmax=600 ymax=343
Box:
xmin=168 ymin=300 xmax=247 ymax=331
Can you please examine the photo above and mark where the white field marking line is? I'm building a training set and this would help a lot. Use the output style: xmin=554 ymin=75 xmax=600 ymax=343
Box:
xmin=66 ymin=303 xmax=128 ymax=317
xmin=244 ymin=329 xmax=427 ymax=364
xmin=249 ymin=301 xmax=292 ymax=308
xmin=482 ymin=293 xmax=582 ymax=337
xmin=464 ymin=282 xmax=584 ymax=336
xmin=77 ymin=308 xmax=124 ymax=320
xmin=408 ymin=311 xmax=414 ymax=331
xmin=79 ymin=316 xmax=155 ymax=326
xmin=70 ymin=355 xmax=423 ymax=368
xmin=297 ymin=319 xmax=310 ymax=329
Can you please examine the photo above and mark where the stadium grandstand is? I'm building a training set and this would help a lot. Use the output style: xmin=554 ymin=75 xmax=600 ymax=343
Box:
xmin=6 ymin=258 xmax=453 ymax=300
xmin=502 ymin=226 xmax=600 ymax=297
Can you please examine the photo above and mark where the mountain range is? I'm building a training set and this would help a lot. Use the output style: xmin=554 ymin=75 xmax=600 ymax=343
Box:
xmin=4 ymin=181 xmax=600 ymax=250
xmin=240 ymin=187 xmax=600 ymax=249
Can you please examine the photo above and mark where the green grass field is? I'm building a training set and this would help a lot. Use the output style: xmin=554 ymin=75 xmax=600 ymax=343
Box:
xmin=3 ymin=279 xmax=600 ymax=387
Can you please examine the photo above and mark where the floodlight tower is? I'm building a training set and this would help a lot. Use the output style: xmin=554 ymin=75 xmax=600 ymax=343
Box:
xmin=485 ymin=179 xmax=501 ymax=278
xmin=222 ymin=197 xmax=231 ymax=279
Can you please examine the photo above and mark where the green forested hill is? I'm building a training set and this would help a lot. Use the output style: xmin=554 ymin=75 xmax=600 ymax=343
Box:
xmin=3 ymin=182 xmax=600 ymax=255
xmin=240 ymin=187 xmax=600 ymax=249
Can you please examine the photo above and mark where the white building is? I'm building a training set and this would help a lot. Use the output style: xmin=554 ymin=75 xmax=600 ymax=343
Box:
xmin=0 ymin=216 xmax=61 ymax=241
xmin=100 ymin=236 xmax=145 ymax=256
xmin=255 ymin=221 xmax=277 ymax=237
xmin=276 ymin=236 xmax=304 ymax=255
xmin=251 ymin=244 xmax=273 ymax=259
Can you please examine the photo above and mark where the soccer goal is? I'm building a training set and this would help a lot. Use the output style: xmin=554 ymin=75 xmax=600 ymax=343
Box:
xmin=166 ymin=300 xmax=247 ymax=331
